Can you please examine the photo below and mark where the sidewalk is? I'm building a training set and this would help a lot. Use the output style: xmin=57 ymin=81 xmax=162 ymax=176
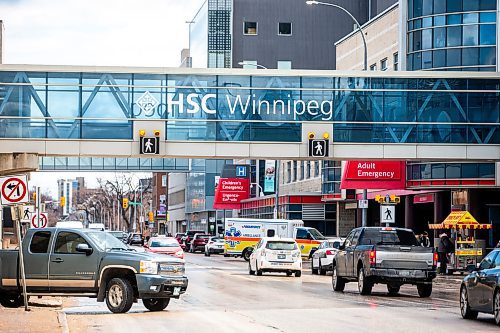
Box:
xmin=0 ymin=297 xmax=66 ymax=333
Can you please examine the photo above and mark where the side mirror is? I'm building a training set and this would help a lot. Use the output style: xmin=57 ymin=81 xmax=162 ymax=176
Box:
xmin=76 ymin=243 xmax=93 ymax=256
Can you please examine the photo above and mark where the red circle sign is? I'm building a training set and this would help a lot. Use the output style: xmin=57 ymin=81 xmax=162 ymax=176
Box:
xmin=1 ymin=177 xmax=27 ymax=203
xmin=31 ymin=214 xmax=48 ymax=228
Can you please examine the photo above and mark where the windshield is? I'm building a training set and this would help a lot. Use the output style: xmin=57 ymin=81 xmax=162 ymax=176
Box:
xmin=308 ymin=228 xmax=326 ymax=240
xmin=150 ymin=239 xmax=179 ymax=247
xmin=266 ymin=241 xmax=298 ymax=251
xmin=360 ymin=229 xmax=419 ymax=246
xmin=108 ymin=231 xmax=125 ymax=238
xmin=87 ymin=231 xmax=129 ymax=251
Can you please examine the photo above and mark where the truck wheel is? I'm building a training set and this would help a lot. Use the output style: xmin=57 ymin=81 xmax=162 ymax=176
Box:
xmin=105 ymin=278 xmax=134 ymax=313
xmin=460 ymin=285 xmax=478 ymax=320
xmin=286 ymin=271 xmax=292 ymax=277
xmin=417 ymin=283 xmax=432 ymax=298
xmin=332 ymin=265 xmax=345 ymax=292
xmin=256 ymin=263 xmax=263 ymax=276
xmin=295 ymin=270 xmax=302 ymax=277
xmin=387 ymin=284 xmax=400 ymax=295
xmin=311 ymin=259 xmax=318 ymax=275
xmin=357 ymin=267 xmax=373 ymax=295
xmin=242 ymin=248 xmax=251 ymax=262
xmin=143 ymin=298 xmax=170 ymax=312
xmin=0 ymin=293 xmax=24 ymax=308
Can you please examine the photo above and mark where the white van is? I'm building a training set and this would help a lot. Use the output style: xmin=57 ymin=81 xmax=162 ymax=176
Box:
xmin=55 ymin=221 xmax=84 ymax=229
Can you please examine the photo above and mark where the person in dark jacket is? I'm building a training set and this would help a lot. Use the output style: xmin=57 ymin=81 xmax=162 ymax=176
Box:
xmin=437 ymin=233 xmax=453 ymax=274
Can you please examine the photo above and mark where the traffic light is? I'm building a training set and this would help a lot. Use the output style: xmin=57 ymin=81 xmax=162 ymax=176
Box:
xmin=374 ymin=195 xmax=385 ymax=203
xmin=60 ymin=196 xmax=66 ymax=207
xmin=32 ymin=192 xmax=36 ymax=202
xmin=122 ymin=198 xmax=129 ymax=209
xmin=307 ymin=132 xmax=315 ymax=139
xmin=148 ymin=211 xmax=154 ymax=221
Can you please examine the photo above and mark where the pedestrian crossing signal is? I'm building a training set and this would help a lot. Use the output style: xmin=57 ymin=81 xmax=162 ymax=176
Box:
xmin=140 ymin=137 xmax=159 ymax=155
xmin=308 ymin=139 xmax=328 ymax=157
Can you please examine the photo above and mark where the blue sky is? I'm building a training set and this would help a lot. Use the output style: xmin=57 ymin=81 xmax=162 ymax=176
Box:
xmin=0 ymin=0 xmax=204 ymax=197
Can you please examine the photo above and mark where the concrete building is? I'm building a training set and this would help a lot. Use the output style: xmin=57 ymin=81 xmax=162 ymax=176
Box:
xmin=57 ymin=178 xmax=82 ymax=217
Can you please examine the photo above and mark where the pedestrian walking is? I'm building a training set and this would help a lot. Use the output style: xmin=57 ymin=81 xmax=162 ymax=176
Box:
xmin=420 ymin=231 xmax=430 ymax=247
xmin=437 ymin=233 xmax=453 ymax=274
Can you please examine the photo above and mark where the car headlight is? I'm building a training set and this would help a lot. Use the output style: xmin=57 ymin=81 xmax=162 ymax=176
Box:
xmin=140 ymin=260 xmax=158 ymax=274
xmin=175 ymin=250 xmax=184 ymax=258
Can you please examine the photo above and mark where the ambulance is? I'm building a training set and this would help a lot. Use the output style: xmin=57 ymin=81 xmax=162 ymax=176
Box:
xmin=224 ymin=218 xmax=327 ymax=260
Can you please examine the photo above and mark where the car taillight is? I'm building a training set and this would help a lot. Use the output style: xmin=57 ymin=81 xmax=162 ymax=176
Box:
xmin=433 ymin=252 xmax=438 ymax=267
xmin=369 ymin=250 xmax=376 ymax=265
xmin=326 ymin=250 xmax=334 ymax=256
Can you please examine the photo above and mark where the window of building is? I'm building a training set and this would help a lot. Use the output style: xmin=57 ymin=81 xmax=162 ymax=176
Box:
xmin=277 ymin=61 xmax=292 ymax=69
xmin=286 ymin=161 xmax=292 ymax=183
xmin=370 ymin=63 xmax=377 ymax=71
xmin=306 ymin=161 xmax=311 ymax=179
xmin=30 ymin=231 xmax=52 ymax=254
xmin=380 ymin=58 xmax=388 ymax=71
xmin=299 ymin=161 xmax=304 ymax=180
xmin=244 ymin=21 xmax=257 ymax=35
xmin=314 ymin=161 xmax=320 ymax=177
xmin=278 ymin=22 xmax=292 ymax=36
xmin=393 ymin=53 xmax=399 ymax=71
xmin=292 ymin=161 xmax=297 ymax=182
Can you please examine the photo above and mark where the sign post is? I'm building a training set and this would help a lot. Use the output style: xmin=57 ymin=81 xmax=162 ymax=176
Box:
xmin=13 ymin=205 xmax=29 ymax=311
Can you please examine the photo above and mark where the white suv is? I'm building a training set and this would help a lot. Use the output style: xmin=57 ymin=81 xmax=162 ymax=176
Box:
xmin=249 ymin=237 xmax=302 ymax=277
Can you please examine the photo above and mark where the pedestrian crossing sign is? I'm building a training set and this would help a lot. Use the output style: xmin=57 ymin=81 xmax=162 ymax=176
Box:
xmin=308 ymin=139 xmax=328 ymax=157
xmin=140 ymin=137 xmax=159 ymax=155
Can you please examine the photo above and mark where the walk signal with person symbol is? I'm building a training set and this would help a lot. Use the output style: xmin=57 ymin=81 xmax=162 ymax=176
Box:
xmin=308 ymin=139 xmax=329 ymax=157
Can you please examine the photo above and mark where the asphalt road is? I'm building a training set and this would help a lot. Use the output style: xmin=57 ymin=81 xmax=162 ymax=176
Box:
xmin=64 ymin=253 xmax=499 ymax=333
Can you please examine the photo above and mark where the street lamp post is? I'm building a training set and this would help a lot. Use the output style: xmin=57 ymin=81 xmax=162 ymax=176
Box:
xmin=250 ymin=183 xmax=264 ymax=197
xmin=307 ymin=0 xmax=369 ymax=227
xmin=238 ymin=61 xmax=281 ymax=218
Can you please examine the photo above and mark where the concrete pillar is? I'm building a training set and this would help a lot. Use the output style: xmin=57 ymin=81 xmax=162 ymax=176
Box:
xmin=0 ymin=153 xmax=38 ymax=176
xmin=405 ymin=195 xmax=415 ymax=230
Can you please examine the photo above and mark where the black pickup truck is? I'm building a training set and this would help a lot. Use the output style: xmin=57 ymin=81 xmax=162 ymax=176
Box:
xmin=332 ymin=227 xmax=437 ymax=297
xmin=0 ymin=228 xmax=188 ymax=313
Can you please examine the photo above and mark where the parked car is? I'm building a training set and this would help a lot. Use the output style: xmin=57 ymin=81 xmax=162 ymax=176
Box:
xmin=0 ymin=228 xmax=188 ymax=313
xmin=332 ymin=227 xmax=437 ymax=297
xmin=181 ymin=230 xmax=205 ymax=251
xmin=205 ymin=236 xmax=225 ymax=256
xmin=460 ymin=248 xmax=500 ymax=326
xmin=248 ymin=237 xmax=302 ymax=277
xmin=311 ymin=238 xmax=345 ymax=275
xmin=106 ymin=231 xmax=128 ymax=243
xmin=128 ymin=233 xmax=144 ymax=246
xmin=189 ymin=234 xmax=211 ymax=253
xmin=144 ymin=236 xmax=184 ymax=259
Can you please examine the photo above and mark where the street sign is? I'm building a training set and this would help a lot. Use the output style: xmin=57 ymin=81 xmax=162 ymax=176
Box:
xmin=140 ymin=137 xmax=159 ymax=154
xmin=0 ymin=175 xmax=29 ymax=205
xmin=308 ymin=139 xmax=329 ymax=157
xmin=236 ymin=166 xmax=247 ymax=177
xmin=21 ymin=205 xmax=35 ymax=223
xmin=358 ymin=200 xmax=368 ymax=209
xmin=380 ymin=205 xmax=395 ymax=224
xmin=31 ymin=213 xmax=48 ymax=228
xmin=128 ymin=202 xmax=142 ymax=206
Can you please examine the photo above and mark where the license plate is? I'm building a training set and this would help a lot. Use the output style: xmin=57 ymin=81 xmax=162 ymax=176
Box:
xmin=173 ymin=287 xmax=181 ymax=296
xmin=399 ymin=270 xmax=411 ymax=277
xmin=278 ymin=254 xmax=286 ymax=259
xmin=171 ymin=280 xmax=184 ymax=285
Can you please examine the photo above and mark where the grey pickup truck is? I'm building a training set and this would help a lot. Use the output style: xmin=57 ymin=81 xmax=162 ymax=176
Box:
xmin=0 ymin=228 xmax=188 ymax=313
xmin=332 ymin=227 xmax=437 ymax=297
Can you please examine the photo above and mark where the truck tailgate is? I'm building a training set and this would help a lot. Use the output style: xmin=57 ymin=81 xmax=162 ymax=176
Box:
xmin=375 ymin=246 xmax=433 ymax=270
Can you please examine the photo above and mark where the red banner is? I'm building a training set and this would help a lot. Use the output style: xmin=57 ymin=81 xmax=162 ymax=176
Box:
xmin=413 ymin=193 xmax=434 ymax=204
xmin=341 ymin=161 xmax=406 ymax=190
xmin=213 ymin=178 xmax=250 ymax=209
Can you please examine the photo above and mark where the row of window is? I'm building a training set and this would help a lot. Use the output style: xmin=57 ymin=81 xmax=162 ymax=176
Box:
xmin=243 ymin=21 xmax=292 ymax=36
xmin=407 ymin=163 xmax=495 ymax=180
xmin=408 ymin=46 xmax=496 ymax=70
xmin=284 ymin=160 xmax=321 ymax=184
xmin=408 ymin=11 xmax=496 ymax=30
xmin=408 ymin=24 xmax=496 ymax=53
xmin=370 ymin=53 xmax=399 ymax=71
xmin=241 ymin=60 xmax=292 ymax=69
xmin=409 ymin=0 xmax=496 ymax=18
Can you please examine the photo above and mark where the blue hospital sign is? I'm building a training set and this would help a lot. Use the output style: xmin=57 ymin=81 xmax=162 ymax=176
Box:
xmin=236 ymin=166 xmax=247 ymax=177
